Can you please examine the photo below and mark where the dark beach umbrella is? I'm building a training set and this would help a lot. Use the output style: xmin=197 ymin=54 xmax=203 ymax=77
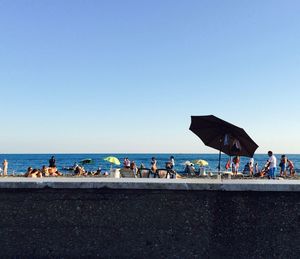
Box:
xmin=189 ymin=115 xmax=259 ymax=171
xmin=79 ymin=158 xmax=93 ymax=165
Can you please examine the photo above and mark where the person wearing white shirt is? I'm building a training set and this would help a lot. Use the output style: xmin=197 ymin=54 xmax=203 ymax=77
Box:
xmin=170 ymin=156 xmax=175 ymax=169
xmin=267 ymin=151 xmax=277 ymax=179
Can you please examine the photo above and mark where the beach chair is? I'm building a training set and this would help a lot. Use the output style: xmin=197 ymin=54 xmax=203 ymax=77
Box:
xmin=156 ymin=169 xmax=168 ymax=178
xmin=137 ymin=168 xmax=151 ymax=178
xmin=155 ymin=169 xmax=176 ymax=178
xmin=120 ymin=168 xmax=136 ymax=178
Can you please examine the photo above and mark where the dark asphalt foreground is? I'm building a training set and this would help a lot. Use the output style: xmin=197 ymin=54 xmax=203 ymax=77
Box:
xmin=0 ymin=178 xmax=298 ymax=258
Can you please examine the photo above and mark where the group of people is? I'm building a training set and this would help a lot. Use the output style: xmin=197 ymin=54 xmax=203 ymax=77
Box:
xmin=122 ymin=156 xmax=176 ymax=178
xmin=257 ymin=151 xmax=295 ymax=179
xmin=184 ymin=163 xmax=197 ymax=175
xmin=0 ymin=153 xmax=297 ymax=179
xmin=24 ymin=156 xmax=62 ymax=178
xmin=228 ymin=151 xmax=296 ymax=179
xmin=278 ymin=154 xmax=295 ymax=177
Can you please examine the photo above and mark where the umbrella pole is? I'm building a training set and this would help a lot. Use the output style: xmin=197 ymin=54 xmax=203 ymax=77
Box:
xmin=218 ymin=150 xmax=221 ymax=172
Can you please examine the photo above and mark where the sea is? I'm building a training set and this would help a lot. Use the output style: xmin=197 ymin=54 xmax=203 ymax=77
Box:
xmin=0 ymin=153 xmax=299 ymax=175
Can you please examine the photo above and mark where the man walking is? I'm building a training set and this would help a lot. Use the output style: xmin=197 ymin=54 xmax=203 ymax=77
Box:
xmin=267 ymin=151 xmax=277 ymax=179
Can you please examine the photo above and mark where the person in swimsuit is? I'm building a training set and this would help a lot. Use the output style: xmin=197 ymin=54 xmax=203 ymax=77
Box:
xmin=2 ymin=160 xmax=8 ymax=176
xmin=287 ymin=159 xmax=295 ymax=176
xmin=151 ymin=157 xmax=157 ymax=173
xmin=123 ymin=158 xmax=130 ymax=169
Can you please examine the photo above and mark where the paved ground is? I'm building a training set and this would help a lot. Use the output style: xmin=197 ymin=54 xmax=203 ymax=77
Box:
xmin=0 ymin=177 xmax=298 ymax=191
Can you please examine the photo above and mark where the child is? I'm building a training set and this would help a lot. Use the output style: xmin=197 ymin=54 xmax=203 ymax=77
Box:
xmin=287 ymin=159 xmax=295 ymax=176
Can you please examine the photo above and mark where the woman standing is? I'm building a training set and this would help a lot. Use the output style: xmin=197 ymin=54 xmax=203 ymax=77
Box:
xmin=2 ymin=160 xmax=8 ymax=176
xmin=151 ymin=157 xmax=157 ymax=173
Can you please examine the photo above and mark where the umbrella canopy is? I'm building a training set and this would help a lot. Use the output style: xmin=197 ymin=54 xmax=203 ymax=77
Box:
xmin=189 ymin=115 xmax=258 ymax=157
xmin=79 ymin=158 xmax=93 ymax=164
xmin=192 ymin=159 xmax=209 ymax=166
xmin=104 ymin=156 xmax=121 ymax=165
xmin=189 ymin=115 xmax=259 ymax=171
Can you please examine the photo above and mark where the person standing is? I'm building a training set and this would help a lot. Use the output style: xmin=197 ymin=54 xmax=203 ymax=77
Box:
xmin=267 ymin=151 xmax=277 ymax=179
xmin=254 ymin=163 xmax=259 ymax=175
xmin=130 ymin=161 xmax=138 ymax=177
xmin=170 ymin=156 xmax=175 ymax=169
xmin=2 ymin=160 xmax=8 ymax=176
xmin=49 ymin=156 xmax=56 ymax=168
xmin=150 ymin=157 xmax=157 ymax=174
xmin=123 ymin=158 xmax=130 ymax=169
xmin=249 ymin=157 xmax=254 ymax=176
xmin=279 ymin=155 xmax=287 ymax=177
xmin=232 ymin=156 xmax=240 ymax=175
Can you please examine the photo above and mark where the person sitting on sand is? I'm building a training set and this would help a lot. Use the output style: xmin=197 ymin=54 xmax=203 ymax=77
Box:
xmin=150 ymin=157 xmax=157 ymax=173
xmin=74 ymin=165 xmax=86 ymax=176
xmin=287 ymin=159 xmax=295 ymax=176
xmin=41 ymin=165 xmax=50 ymax=177
xmin=93 ymin=167 xmax=102 ymax=176
xmin=258 ymin=161 xmax=270 ymax=178
xmin=31 ymin=169 xmax=42 ymax=178
xmin=24 ymin=167 xmax=33 ymax=177
xmin=279 ymin=155 xmax=287 ymax=177
xmin=41 ymin=165 xmax=62 ymax=177
xmin=184 ymin=163 xmax=195 ymax=176
xmin=242 ymin=162 xmax=251 ymax=175
xmin=25 ymin=168 xmax=42 ymax=178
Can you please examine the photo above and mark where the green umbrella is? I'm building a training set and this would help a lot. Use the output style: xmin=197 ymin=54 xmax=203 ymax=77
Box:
xmin=104 ymin=156 xmax=121 ymax=165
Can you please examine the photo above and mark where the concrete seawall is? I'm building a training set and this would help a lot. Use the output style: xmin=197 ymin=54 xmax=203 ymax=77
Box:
xmin=0 ymin=178 xmax=299 ymax=258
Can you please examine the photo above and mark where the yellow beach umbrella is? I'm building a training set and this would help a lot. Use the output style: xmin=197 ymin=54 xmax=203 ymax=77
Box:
xmin=104 ymin=156 xmax=121 ymax=165
xmin=192 ymin=159 xmax=209 ymax=167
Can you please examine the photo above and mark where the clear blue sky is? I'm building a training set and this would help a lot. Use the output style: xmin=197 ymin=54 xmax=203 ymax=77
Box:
xmin=0 ymin=0 xmax=299 ymax=153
